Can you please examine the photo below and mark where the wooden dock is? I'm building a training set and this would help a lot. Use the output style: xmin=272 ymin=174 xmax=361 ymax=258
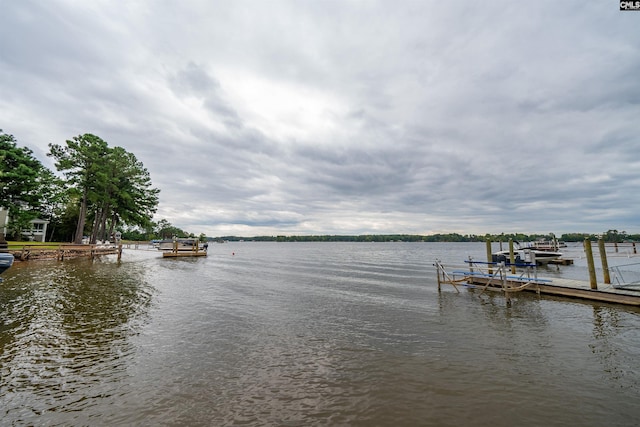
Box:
xmin=162 ymin=250 xmax=207 ymax=258
xmin=458 ymin=275 xmax=640 ymax=306
xmin=435 ymin=260 xmax=640 ymax=306
xmin=161 ymin=240 xmax=207 ymax=258
xmin=9 ymin=244 xmax=122 ymax=261
xmin=548 ymin=258 xmax=574 ymax=265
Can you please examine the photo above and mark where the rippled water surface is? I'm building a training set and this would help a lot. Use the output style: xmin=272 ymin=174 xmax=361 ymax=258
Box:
xmin=1 ymin=242 xmax=639 ymax=426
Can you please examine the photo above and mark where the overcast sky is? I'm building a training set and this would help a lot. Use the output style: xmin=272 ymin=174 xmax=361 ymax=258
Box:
xmin=1 ymin=1 xmax=639 ymax=237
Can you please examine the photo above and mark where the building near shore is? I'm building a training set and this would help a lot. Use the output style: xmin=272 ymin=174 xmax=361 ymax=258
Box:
xmin=0 ymin=207 xmax=49 ymax=242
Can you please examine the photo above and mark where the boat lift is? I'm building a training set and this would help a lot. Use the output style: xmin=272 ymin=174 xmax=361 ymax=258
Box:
xmin=434 ymin=239 xmax=640 ymax=306
xmin=434 ymin=257 xmax=552 ymax=303
xmin=434 ymin=257 xmax=640 ymax=306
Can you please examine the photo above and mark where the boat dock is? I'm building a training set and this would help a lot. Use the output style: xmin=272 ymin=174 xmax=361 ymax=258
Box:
xmin=434 ymin=238 xmax=640 ymax=306
xmin=8 ymin=243 xmax=122 ymax=261
xmin=548 ymin=258 xmax=573 ymax=265
xmin=163 ymin=250 xmax=207 ymax=258
xmin=435 ymin=261 xmax=640 ymax=306
xmin=161 ymin=239 xmax=207 ymax=258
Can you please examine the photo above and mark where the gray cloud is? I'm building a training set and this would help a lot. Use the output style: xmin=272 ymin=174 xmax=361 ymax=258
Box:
xmin=1 ymin=0 xmax=639 ymax=236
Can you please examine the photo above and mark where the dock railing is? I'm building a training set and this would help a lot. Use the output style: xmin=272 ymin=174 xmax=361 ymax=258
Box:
xmin=8 ymin=243 xmax=122 ymax=261
xmin=610 ymin=262 xmax=640 ymax=290
xmin=435 ymin=258 xmax=552 ymax=303
xmin=435 ymin=248 xmax=640 ymax=306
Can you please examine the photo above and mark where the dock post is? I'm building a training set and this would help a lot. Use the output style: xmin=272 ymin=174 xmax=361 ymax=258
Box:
xmin=436 ymin=260 xmax=441 ymax=291
xmin=509 ymin=239 xmax=516 ymax=274
xmin=117 ymin=244 xmax=123 ymax=261
xmin=633 ymin=242 xmax=637 ymax=255
xmin=486 ymin=239 xmax=493 ymax=274
xmin=598 ymin=239 xmax=610 ymax=284
xmin=500 ymin=262 xmax=511 ymax=306
xmin=584 ymin=238 xmax=598 ymax=290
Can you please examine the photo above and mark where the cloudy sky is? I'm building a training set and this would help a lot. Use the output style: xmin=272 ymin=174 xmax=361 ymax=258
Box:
xmin=1 ymin=1 xmax=639 ymax=237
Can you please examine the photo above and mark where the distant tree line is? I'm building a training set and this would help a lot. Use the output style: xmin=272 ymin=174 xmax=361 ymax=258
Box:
xmin=79 ymin=227 xmax=640 ymax=245
xmin=207 ymin=231 xmax=640 ymax=243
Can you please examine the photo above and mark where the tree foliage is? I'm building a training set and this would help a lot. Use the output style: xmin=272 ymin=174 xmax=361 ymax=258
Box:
xmin=49 ymin=134 xmax=159 ymax=243
xmin=49 ymin=134 xmax=109 ymax=242
xmin=0 ymin=130 xmax=51 ymax=239
xmin=117 ymin=219 xmax=194 ymax=241
xmin=214 ymin=232 xmax=640 ymax=242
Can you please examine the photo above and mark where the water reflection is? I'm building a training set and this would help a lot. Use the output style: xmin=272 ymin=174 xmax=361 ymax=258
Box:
xmin=1 ymin=243 xmax=639 ymax=426
xmin=590 ymin=305 xmax=640 ymax=389
xmin=0 ymin=257 xmax=154 ymax=420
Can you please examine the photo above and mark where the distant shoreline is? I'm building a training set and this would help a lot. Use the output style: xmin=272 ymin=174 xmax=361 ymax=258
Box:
xmin=207 ymin=232 xmax=639 ymax=243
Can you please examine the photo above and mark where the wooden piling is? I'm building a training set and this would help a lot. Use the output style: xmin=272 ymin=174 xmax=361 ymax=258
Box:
xmin=10 ymin=243 xmax=119 ymax=261
xmin=509 ymin=239 xmax=516 ymax=274
xmin=598 ymin=239 xmax=610 ymax=285
xmin=162 ymin=238 xmax=207 ymax=258
xmin=584 ymin=238 xmax=598 ymax=290
xmin=486 ymin=239 xmax=493 ymax=274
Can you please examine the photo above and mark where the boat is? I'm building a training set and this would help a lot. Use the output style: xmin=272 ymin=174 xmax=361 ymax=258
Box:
xmin=492 ymin=248 xmax=562 ymax=265
xmin=156 ymin=238 xmax=204 ymax=252
xmin=529 ymin=240 xmax=567 ymax=251
xmin=0 ymin=252 xmax=14 ymax=281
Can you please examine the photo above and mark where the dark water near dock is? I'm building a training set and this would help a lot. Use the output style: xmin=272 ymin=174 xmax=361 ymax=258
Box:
xmin=1 ymin=242 xmax=639 ymax=426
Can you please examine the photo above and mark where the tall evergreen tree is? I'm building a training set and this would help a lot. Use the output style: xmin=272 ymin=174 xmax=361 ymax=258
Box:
xmin=49 ymin=134 xmax=109 ymax=243
xmin=49 ymin=134 xmax=159 ymax=243
xmin=0 ymin=130 xmax=49 ymax=239
xmin=108 ymin=148 xmax=159 ymax=239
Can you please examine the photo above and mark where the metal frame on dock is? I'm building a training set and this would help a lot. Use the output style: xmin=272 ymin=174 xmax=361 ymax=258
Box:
xmin=434 ymin=259 xmax=640 ymax=306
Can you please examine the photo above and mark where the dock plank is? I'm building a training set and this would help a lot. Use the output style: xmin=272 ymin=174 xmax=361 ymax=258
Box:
xmin=162 ymin=251 xmax=207 ymax=258
xmin=444 ymin=268 xmax=640 ymax=306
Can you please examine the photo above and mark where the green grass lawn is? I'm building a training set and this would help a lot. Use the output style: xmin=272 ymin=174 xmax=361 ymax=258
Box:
xmin=6 ymin=240 xmax=145 ymax=249
xmin=6 ymin=241 xmax=66 ymax=250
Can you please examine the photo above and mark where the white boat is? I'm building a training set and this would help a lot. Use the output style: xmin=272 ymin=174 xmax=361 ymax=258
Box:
xmin=530 ymin=240 xmax=567 ymax=251
xmin=492 ymin=248 xmax=562 ymax=265
xmin=0 ymin=252 xmax=14 ymax=281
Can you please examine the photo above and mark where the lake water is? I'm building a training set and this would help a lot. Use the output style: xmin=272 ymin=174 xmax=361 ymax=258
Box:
xmin=1 ymin=242 xmax=639 ymax=426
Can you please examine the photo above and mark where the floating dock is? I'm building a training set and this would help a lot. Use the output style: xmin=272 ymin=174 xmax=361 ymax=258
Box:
xmin=161 ymin=240 xmax=207 ymax=258
xmin=163 ymin=250 xmax=207 ymax=258
xmin=548 ymin=258 xmax=574 ymax=265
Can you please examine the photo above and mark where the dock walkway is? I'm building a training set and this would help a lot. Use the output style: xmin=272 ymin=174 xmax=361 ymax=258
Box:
xmin=9 ymin=243 xmax=122 ymax=261
xmin=436 ymin=260 xmax=640 ymax=306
